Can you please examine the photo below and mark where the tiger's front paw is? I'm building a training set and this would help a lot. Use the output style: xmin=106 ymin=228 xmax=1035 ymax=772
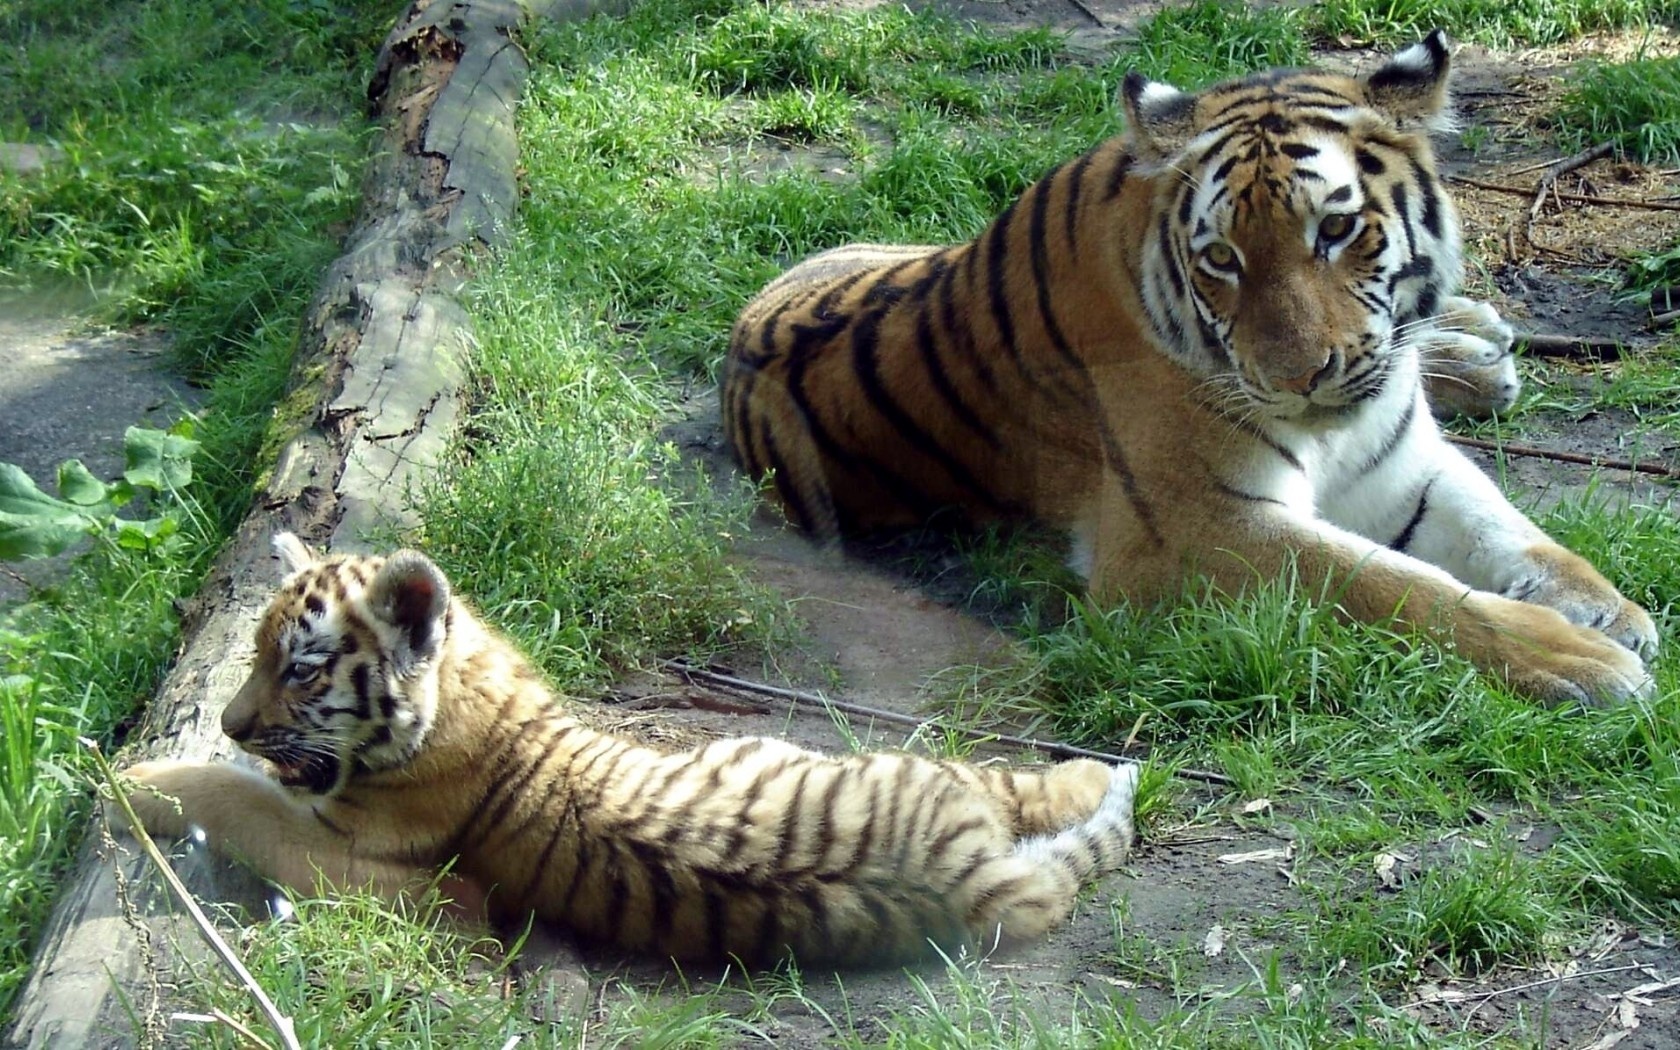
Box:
xmin=1505 ymin=544 xmax=1658 ymax=662
xmin=1420 ymin=296 xmax=1520 ymax=420
xmin=1462 ymin=593 xmax=1653 ymax=706
xmin=117 ymin=760 xmax=198 ymax=842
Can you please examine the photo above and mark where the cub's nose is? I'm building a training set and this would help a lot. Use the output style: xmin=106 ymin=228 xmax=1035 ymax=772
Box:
xmin=222 ymin=707 xmax=256 ymax=743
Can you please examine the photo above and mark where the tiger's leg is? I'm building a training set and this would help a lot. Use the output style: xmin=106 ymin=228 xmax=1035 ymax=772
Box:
xmin=120 ymin=759 xmax=453 ymax=904
xmin=1323 ymin=416 xmax=1657 ymax=664
xmin=940 ymin=758 xmax=1116 ymax=835
xmin=1418 ymin=296 xmax=1520 ymax=420
xmin=1109 ymin=499 xmax=1652 ymax=705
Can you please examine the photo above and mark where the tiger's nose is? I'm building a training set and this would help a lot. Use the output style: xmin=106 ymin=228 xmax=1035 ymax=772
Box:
xmin=1276 ymin=357 xmax=1336 ymax=395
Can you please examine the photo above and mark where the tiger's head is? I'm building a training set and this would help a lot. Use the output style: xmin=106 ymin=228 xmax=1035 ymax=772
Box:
xmin=1121 ymin=31 xmax=1461 ymax=426
xmin=219 ymin=532 xmax=452 ymax=796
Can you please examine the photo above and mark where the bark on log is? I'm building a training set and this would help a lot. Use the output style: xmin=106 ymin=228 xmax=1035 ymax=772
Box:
xmin=3 ymin=0 xmax=619 ymax=1044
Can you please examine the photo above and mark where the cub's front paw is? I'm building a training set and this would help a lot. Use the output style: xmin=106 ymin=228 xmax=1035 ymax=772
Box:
xmin=1505 ymin=544 xmax=1659 ymax=661
xmin=1462 ymin=594 xmax=1652 ymax=706
xmin=117 ymin=760 xmax=197 ymax=841
xmin=1419 ymin=296 xmax=1520 ymax=420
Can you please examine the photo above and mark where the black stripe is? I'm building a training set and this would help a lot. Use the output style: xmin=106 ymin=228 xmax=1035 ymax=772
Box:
xmin=853 ymin=308 xmax=1013 ymax=513
xmin=350 ymin=662 xmax=373 ymax=718
xmin=1281 ymin=141 xmax=1319 ymax=160
xmin=938 ymin=254 xmax=997 ymax=395
xmin=1103 ymin=151 xmax=1133 ymax=200
xmin=785 ymin=341 xmax=941 ymax=520
xmin=1355 ymin=397 xmax=1417 ymax=475
xmin=1231 ymin=417 xmax=1304 ymax=472
xmin=1095 ymin=418 xmax=1165 ymax=549
xmin=759 ymin=420 xmax=817 ymax=533
xmin=1064 ymin=151 xmax=1093 ymax=251
xmin=1388 ymin=476 xmax=1437 ymax=552
xmin=1027 ymin=174 xmax=1096 ymax=405
xmin=1214 ymin=481 xmax=1286 ymax=506
xmin=914 ymin=299 xmax=1000 ymax=450
xmin=770 ymin=766 xmax=814 ymax=870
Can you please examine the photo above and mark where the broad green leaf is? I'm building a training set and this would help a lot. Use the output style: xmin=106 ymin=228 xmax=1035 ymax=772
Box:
xmin=115 ymin=515 xmax=180 ymax=551
xmin=0 ymin=463 xmax=99 ymax=561
xmin=122 ymin=426 xmax=199 ymax=493
xmin=56 ymin=460 xmax=108 ymax=507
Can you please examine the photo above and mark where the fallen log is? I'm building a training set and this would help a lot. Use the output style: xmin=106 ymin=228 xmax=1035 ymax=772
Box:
xmin=2 ymin=1 xmax=621 ymax=1045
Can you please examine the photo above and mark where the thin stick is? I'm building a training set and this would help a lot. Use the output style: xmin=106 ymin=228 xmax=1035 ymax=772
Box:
xmin=1517 ymin=332 xmax=1631 ymax=359
xmin=86 ymin=739 xmax=303 ymax=1050
xmin=1062 ymin=0 xmax=1105 ymax=26
xmin=1445 ymin=435 xmax=1679 ymax=478
xmin=1528 ymin=141 xmax=1616 ymax=223
xmin=1400 ymin=963 xmax=1644 ymax=1010
xmin=1649 ymin=308 xmax=1680 ymax=330
xmin=664 ymin=660 xmax=1236 ymax=786
xmin=1449 ymin=175 xmax=1680 ymax=213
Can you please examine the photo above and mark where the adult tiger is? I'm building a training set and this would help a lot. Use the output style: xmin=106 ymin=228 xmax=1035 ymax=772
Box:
xmin=121 ymin=534 xmax=1137 ymax=968
xmin=722 ymin=32 xmax=1656 ymax=704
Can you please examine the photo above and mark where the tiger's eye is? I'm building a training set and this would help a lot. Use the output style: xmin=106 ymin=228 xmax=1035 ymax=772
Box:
xmin=1318 ymin=213 xmax=1356 ymax=242
xmin=1202 ymin=242 xmax=1240 ymax=272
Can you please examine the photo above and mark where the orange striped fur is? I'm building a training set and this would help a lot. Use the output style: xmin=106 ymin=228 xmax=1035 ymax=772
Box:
xmin=722 ymin=34 xmax=1655 ymax=704
xmin=122 ymin=534 xmax=1138 ymax=967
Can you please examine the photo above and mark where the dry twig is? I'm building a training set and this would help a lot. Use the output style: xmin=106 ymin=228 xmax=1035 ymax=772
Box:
xmin=1528 ymin=141 xmax=1616 ymax=223
xmin=1449 ymin=175 xmax=1680 ymax=213
xmin=1401 ymin=963 xmax=1646 ymax=1011
xmin=664 ymin=659 xmax=1236 ymax=786
xmin=1445 ymin=435 xmax=1679 ymax=479
xmin=1517 ymin=332 xmax=1633 ymax=359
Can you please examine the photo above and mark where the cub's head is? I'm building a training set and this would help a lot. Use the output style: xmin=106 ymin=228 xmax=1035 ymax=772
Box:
xmin=220 ymin=532 xmax=453 ymax=795
xmin=1122 ymin=31 xmax=1461 ymax=424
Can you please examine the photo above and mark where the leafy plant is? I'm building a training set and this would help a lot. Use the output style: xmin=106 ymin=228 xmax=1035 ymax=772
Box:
xmin=0 ymin=423 xmax=201 ymax=562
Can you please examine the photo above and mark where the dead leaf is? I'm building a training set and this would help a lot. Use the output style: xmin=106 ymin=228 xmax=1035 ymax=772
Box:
xmin=1086 ymin=972 xmax=1138 ymax=989
xmin=1374 ymin=852 xmax=1406 ymax=890
xmin=1240 ymin=798 xmax=1272 ymax=815
xmin=1218 ymin=847 xmax=1289 ymax=865
xmin=1203 ymin=924 xmax=1227 ymax=957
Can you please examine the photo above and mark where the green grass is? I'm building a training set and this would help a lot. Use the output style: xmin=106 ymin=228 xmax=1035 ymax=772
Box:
xmin=0 ymin=0 xmax=387 ymax=1023
xmin=1555 ymin=54 xmax=1680 ymax=165
xmin=1306 ymin=0 xmax=1678 ymax=48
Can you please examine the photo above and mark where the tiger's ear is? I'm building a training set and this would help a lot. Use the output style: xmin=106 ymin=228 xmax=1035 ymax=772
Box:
xmin=367 ymin=550 xmax=452 ymax=671
xmin=1362 ymin=29 xmax=1454 ymax=131
xmin=272 ymin=532 xmax=316 ymax=576
xmin=1120 ymin=72 xmax=1199 ymax=158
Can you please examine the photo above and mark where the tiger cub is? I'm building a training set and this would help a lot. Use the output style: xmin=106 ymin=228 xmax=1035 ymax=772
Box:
xmin=722 ymin=32 xmax=1656 ymax=705
xmin=121 ymin=533 xmax=1138 ymax=968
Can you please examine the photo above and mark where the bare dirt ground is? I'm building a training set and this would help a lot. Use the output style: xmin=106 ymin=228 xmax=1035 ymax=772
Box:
xmin=0 ymin=293 xmax=197 ymax=604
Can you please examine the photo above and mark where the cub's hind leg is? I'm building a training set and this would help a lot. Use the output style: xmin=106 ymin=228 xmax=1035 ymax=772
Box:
xmin=942 ymin=758 xmax=1120 ymax=836
xmin=962 ymin=763 xmax=1139 ymax=950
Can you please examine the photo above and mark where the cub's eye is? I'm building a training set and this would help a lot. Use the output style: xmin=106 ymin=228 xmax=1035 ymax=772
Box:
xmin=285 ymin=661 xmax=321 ymax=685
xmin=1201 ymin=242 xmax=1241 ymax=274
xmin=1318 ymin=213 xmax=1358 ymax=244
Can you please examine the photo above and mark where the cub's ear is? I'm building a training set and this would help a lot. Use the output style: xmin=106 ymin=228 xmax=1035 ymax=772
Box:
xmin=1363 ymin=29 xmax=1454 ymax=131
xmin=1120 ymin=72 xmax=1199 ymax=159
xmin=368 ymin=551 xmax=452 ymax=671
xmin=272 ymin=532 xmax=317 ymax=576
